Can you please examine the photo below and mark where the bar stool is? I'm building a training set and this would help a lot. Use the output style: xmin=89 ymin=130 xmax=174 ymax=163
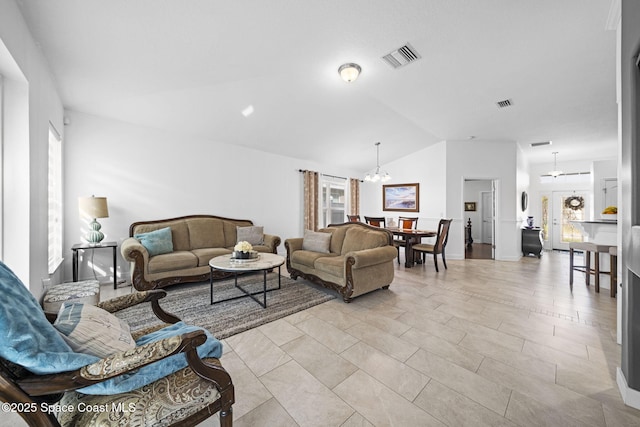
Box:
xmin=569 ymin=242 xmax=614 ymax=293
xmin=609 ymin=246 xmax=618 ymax=298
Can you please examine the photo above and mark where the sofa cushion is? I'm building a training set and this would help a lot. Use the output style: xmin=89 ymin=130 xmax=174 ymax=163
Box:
xmin=291 ymin=250 xmax=337 ymax=268
xmin=223 ymin=220 xmax=253 ymax=247
xmin=133 ymin=221 xmax=191 ymax=251
xmin=237 ymin=225 xmax=264 ymax=245
xmin=302 ymin=230 xmax=331 ymax=253
xmin=148 ymin=251 xmax=198 ymax=274
xmin=54 ymin=302 xmax=135 ymax=358
xmin=187 ymin=218 xmax=225 ymax=249
xmin=314 ymin=255 xmax=345 ymax=277
xmin=134 ymin=227 xmax=174 ymax=256
xmin=327 ymin=227 xmax=348 ymax=254
xmin=341 ymin=227 xmax=389 ymax=254
xmin=191 ymin=248 xmax=233 ymax=266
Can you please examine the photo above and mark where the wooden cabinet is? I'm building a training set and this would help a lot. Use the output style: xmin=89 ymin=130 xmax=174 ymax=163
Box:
xmin=522 ymin=228 xmax=543 ymax=258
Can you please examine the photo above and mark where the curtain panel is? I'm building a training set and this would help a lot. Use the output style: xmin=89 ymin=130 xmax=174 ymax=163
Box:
xmin=349 ymin=178 xmax=360 ymax=216
xmin=303 ymin=170 xmax=319 ymax=231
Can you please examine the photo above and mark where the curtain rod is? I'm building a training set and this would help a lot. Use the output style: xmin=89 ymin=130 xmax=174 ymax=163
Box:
xmin=298 ymin=169 xmax=349 ymax=181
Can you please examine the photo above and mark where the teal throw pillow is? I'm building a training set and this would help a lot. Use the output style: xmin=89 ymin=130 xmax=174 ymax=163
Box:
xmin=134 ymin=227 xmax=174 ymax=256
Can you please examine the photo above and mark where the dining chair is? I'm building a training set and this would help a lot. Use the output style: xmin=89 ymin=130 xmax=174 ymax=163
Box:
xmin=394 ymin=217 xmax=419 ymax=264
xmin=364 ymin=216 xmax=386 ymax=227
xmin=347 ymin=215 xmax=361 ymax=222
xmin=412 ymin=218 xmax=453 ymax=272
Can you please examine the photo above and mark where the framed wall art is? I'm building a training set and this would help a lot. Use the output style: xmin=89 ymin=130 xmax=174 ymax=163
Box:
xmin=464 ymin=202 xmax=477 ymax=211
xmin=383 ymin=183 xmax=419 ymax=212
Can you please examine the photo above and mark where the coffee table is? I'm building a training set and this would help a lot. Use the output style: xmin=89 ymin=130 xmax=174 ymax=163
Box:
xmin=209 ymin=252 xmax=285 ymax=308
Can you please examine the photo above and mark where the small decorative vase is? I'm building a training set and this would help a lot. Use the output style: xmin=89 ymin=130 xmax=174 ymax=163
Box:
xmin=527 ymin=216 xmax=534 ymax=228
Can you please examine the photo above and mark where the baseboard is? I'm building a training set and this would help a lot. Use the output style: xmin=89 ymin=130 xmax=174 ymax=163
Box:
xmin=617 ymin=367 xmax=640 ymax=409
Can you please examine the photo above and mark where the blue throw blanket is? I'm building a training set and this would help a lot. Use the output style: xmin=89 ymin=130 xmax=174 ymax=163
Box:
xmin=0 ymin=261 xmax=222 ymax=395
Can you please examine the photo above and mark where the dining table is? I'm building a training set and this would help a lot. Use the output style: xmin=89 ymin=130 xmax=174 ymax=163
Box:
xmin=385 ymin=227 xmax=437 ymax=268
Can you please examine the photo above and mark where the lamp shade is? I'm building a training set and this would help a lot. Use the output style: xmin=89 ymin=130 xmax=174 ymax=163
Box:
xmin=78 ymin=196 xmax=109 ymax=219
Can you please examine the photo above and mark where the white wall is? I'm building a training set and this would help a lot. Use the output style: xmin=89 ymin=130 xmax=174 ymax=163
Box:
xmin=446 ymin=140 xmax=519 ymax=261
xmin=359 ymin=141 xmax=447 ymax=233
xmin=62 ymin=110 xmax=361 ymax=283
xmin=360 ymin=139 xmax=521 ymax=261
xmin=593 ymin=159 xmax=618 ymax=217
xmin=0 ymin=0 xmax=65 ymax=298
xmin=619 ymin=0 xmax=640 ymax=403
xmin=516 ymin=146 xmax=531 ymax=226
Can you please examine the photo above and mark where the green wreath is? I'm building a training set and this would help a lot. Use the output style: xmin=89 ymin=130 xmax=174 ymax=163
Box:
xmin=564 ymin=196 xmax=584 ymax=210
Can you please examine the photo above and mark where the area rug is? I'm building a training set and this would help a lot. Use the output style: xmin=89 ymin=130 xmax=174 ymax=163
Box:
xmin=116 ymin=273 xmax=335 ymax=340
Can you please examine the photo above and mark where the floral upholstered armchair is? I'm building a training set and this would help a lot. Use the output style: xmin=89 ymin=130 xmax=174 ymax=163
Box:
xmin=0 ymin=261 xmax=234 ymax=427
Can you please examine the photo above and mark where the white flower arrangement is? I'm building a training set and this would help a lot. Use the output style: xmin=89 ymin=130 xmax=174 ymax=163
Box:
xmin=234 ymin=241 xmax=253 ymax=253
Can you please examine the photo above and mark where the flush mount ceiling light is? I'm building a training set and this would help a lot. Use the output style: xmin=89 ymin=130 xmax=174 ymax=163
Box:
xmin=549 ymin=151 xmax=563 ymax=178
xmin=241 ymin=105 xmax=254 ymax=117
xmin=338 ymin=63 xmax=361 ymax=83
xmin=364 ymin=142 xmax=391 ymax=183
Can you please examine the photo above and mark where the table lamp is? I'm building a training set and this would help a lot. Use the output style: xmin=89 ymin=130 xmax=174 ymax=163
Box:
xmin=79 ymin=196 xmax=109 ymax=244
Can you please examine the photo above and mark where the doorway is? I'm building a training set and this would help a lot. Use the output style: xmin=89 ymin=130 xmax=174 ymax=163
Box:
xmin=549 ymin=191 xmax=588 ymax=250
xmin=464 ymin=179 xmax=495 ymax=259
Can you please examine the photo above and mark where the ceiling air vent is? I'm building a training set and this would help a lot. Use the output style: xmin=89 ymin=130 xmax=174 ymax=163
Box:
xmin=530 ymin=141 xmax=552 ymax=147
xmin=496 ymin=99 xmax=513 ymax=108
xmin=382 ymin=43 xmax=421 ymax=69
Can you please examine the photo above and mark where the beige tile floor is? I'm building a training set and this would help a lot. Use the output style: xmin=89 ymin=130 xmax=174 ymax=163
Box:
xmin=11 ymin=250 xmax=635 ymax=427
xmin=141 ymin=251 xmax=639 ymax=426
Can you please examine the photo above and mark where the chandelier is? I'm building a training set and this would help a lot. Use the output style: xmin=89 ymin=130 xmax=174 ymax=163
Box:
xmin=549 ymin=151 xmax=563 ymax=177
xmin=364 ymin=142 xmax=391 ymax=182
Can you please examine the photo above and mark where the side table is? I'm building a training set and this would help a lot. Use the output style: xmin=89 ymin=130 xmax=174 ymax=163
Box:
xmin=71 ymin=241 xmax=118 ymax=289
xmin=522 ymin=228 xmax=543 ymax=258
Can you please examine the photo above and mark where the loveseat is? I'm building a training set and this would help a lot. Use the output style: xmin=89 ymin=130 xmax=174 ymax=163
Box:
xmin=285 ymin=222 xmax=397 ymax=302
xmin=121 ymin=215 xmax=281 ymax=291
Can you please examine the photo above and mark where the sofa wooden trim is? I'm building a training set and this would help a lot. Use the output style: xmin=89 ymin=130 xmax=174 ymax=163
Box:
xmin=124 ymin=214 xmax=281 ymax=291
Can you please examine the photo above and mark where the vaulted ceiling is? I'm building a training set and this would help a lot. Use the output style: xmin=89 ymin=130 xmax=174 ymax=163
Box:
xmin=17 ymin=0 xmax=618 ymax=172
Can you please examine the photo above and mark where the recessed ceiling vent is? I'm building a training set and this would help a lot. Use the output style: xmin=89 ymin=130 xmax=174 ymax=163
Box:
xmin=496 ymin=99 xmax=513 ymax=108
xmin=382 ymin=43 xmax=421 ymax=69
xmin=530 ymin=141 xmax=552 ymax=147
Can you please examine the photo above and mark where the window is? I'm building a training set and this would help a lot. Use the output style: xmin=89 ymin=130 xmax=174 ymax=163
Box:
xmin=541 ymin=195 xmax=549 ymax=242
xmin=320 ymin=175 xmax=347 ymax=228
xmin=48 ymin=124 xmax=63 ymax=273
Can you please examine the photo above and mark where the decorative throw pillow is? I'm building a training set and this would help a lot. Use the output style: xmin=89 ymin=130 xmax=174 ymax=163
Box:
xmin=134 ymin=226 xmax=173 ymax=256
xmin=302 ymin=230 xmax=332 ymax=253
xmin=54 ymin=302 xmax=135 ymax=358
xmin=237 ymin=225 xmax=264 ymax=245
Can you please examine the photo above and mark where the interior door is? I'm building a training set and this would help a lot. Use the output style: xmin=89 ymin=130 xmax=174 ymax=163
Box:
xmin=481 ymin=191 xmax=493 ymax=245
xmin=551 ymin=191 xmax=588 ymax=250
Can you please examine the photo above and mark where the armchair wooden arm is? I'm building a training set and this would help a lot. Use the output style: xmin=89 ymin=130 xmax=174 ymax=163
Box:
xmin=97 ymin=289 xmax=181 ymax=324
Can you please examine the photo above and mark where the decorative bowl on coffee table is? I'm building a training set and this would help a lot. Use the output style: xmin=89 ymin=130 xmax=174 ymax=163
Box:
xmin=232 ymin=250 xmax=258 ymax=260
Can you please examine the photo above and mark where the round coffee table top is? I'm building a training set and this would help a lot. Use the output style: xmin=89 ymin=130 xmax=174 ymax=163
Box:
xmin=209 ymin=252 xmax=285 ymax=272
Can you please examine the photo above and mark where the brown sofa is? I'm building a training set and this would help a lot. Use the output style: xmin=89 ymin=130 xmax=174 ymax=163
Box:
xmin=121 ymin=215 xmax=281 ymax=290
xmin=285 ymin=222 xmax=397 ymax=302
